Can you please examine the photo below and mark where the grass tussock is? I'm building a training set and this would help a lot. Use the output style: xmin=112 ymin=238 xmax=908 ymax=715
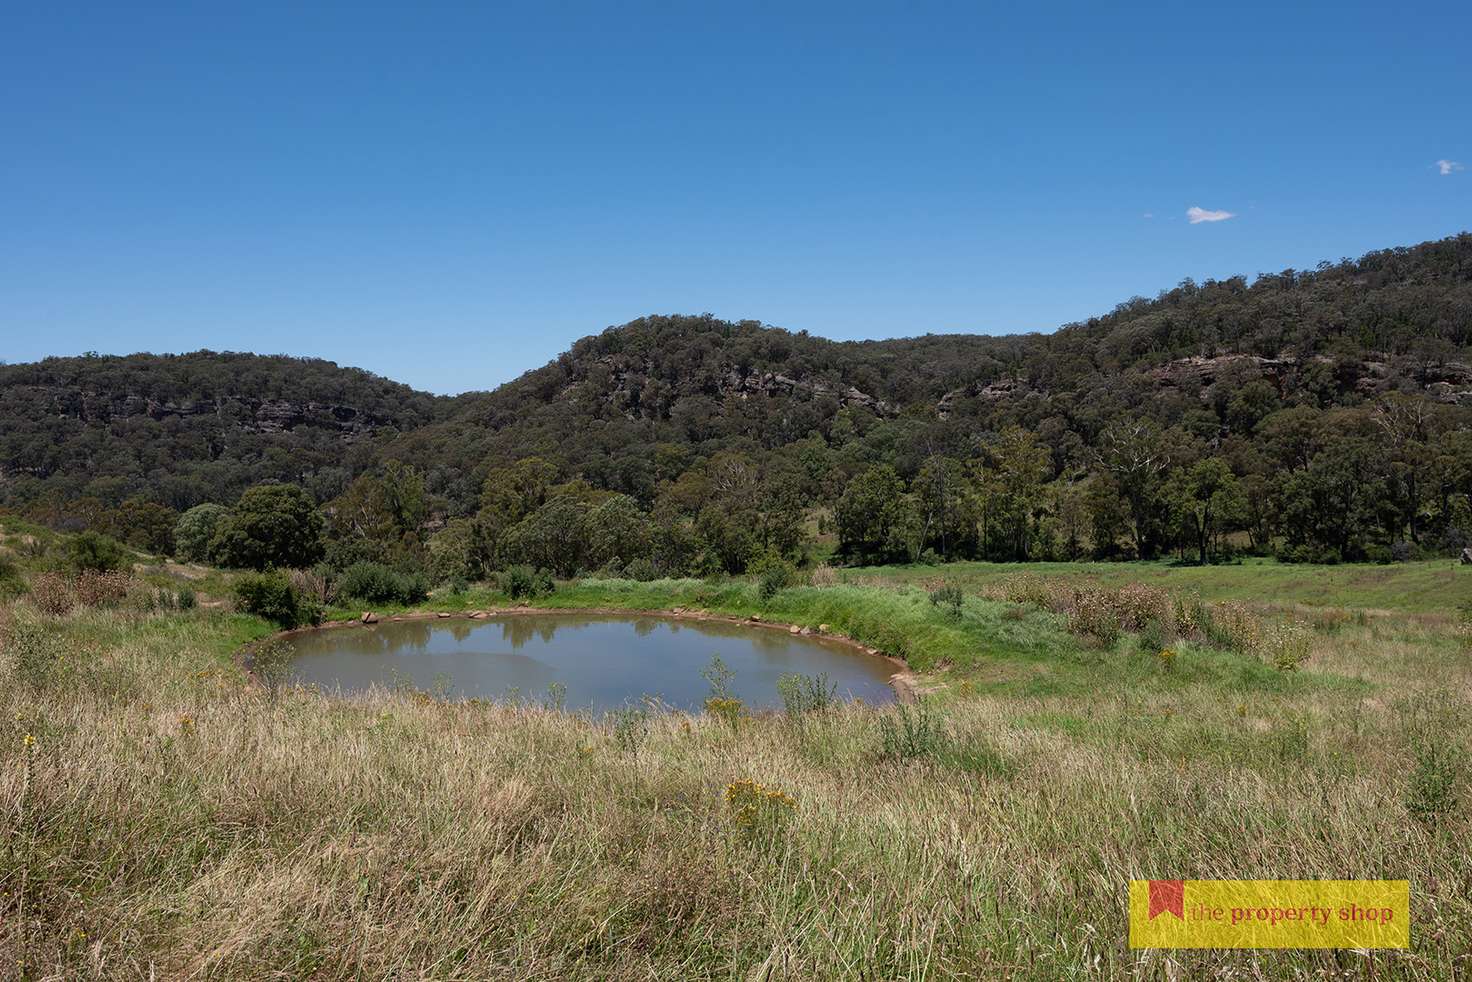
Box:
xmin=2 ymin=569 xmax=1471 ymax=978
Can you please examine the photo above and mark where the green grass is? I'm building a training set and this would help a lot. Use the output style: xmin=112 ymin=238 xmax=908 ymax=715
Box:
xmin=844 ymin=556 xmax=1472 ymax=615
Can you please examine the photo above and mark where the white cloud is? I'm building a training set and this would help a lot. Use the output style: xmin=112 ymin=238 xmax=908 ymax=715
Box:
xmin=1436 ymin=159 xmax=1463 ymax=175
xmin=1142 ymin=212 xmax=1154 ymax=219
xmin=1187 ymin=206 xmax=1235 ymax=224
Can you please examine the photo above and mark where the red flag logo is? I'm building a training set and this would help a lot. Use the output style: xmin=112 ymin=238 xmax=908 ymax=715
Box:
xmin=1148 ymin=880 xmax=1185 ymax=920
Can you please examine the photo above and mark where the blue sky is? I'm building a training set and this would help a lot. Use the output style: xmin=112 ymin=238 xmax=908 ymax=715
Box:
xmin=2 ymin=2 xmax=1469 ymax=395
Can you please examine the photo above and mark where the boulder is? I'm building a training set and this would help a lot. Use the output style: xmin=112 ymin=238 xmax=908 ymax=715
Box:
xmin=788 ymin=625 xmax=801 ymax=635
xmin=468 ymin=611 xmax=488 ymax=619
xmin=436 ymin=612 xmax=451 ymax=618
xmin=361 ymin=612 xmax=378 ymax=624
xmin=1462 ymin=547 xmax=1472 ymax=566
xmin=818 ymin=623 xmax=831 ymax=633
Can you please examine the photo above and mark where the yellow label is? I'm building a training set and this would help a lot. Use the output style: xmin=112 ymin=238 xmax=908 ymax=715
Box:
xmin=1129 ymin=880 xmax=1409 ymax=949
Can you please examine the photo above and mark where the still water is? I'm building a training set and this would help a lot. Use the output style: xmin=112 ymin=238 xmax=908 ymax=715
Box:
xmin=285 ymin=613 xmax=898 ymax=711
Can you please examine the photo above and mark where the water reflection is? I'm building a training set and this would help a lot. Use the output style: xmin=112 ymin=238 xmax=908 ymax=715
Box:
xmin=286 ymin=613 xmax=897 ymax=712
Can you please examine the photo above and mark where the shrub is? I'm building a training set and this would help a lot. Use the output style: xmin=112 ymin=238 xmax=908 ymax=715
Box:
xmin=337 ymin=562 xmax=428 ymax=606
xmin=725 ymin=778 xmax=797 ymax=841
xmin=623 ymin=558 xmax=657 ymax=582
xmin=994 ymin=573 xmax=1062 ymax=610
xmin=500 ymin=565 xmax=554 ymax=600
xmin=809 ymin=564 xmax=839 ymax=587
xmin=1256 ymin=620 xmax=1312 ymax=671
xmin=1067 ymin=590 xmax=1122 ymax=645
xmin=1206 ymin=601 xmax=1260 ymax=652
xmin=250 ymin=639 xmax=296 ymax=700
xmin=234 ymin=572 xmax=317 ymax=628
xmin=1173 ymin=593 xmax=1212 ymax=638
xmin=28 ymin=572 xmax=74 ymax=616
xmin=751 ymin=554 xmax=797 ymax=601
xmin=1405 ymin=738 xmax=1462 ymax=826
xmin=289 ymin=565 xmax=338 ymax=606
xmin=702 ymin=655 xmax=735 ymax=700
xmin=177 ymin=588 xmax=197 ymax=610
xmin=879 ymin=703 xmax=947 ymax=762
xmin=74 ymin=571 xmax=132 ymax=608
xmin=0 ymin=554 xmax=25 ymax=600
xmin=67 ymin=531 xmax=127 ymax=574
xmin=928 ymin=584 xmax=963 ymax=620
xmin=1112 ymin=583 xmax=1172 ymax=632
xmin=1139 ymin=616 xmax=1177 ymax=653
xmin=777 ymin=672 xmax=837 ymax=719
xmin=704 ymin=696 xmax=743 ymax=729
xmin=609 ymin=706 xmax=650 ymax=755
xmin=2 ymin=613 xmax=65 ymax=688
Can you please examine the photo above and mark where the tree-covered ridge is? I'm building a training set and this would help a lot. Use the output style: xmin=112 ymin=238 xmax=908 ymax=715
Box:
xmin=1 ymin=233 xmax=1470 ymax=569
xmin=0 ymin=351 xmax=448 ymax=516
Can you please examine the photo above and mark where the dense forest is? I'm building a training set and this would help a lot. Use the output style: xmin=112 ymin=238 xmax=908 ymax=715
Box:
xmin=3 ymin=233 xmax=1470 ymax=580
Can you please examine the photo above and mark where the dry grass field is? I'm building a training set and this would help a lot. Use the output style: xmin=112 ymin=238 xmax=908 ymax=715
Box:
xmin=2 ymin=549 xmax=1470 ymax=978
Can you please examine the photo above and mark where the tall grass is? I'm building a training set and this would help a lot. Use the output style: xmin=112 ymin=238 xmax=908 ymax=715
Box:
xmin=1 ymin=576 xmax=1469 ymax=978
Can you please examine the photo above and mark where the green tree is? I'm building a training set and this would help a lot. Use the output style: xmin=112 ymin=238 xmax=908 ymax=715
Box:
xmin=1097 ymin=421 xmax=1173 ymax=558
xmin=913 ymin=456 xmax=979 ymax=559
xmin=110 ymin=497 xmax=178 ymax=555
xmin=835 ymin=465 xmax=908 ymax=563
xmin=499 ymin=495 xmax=591 ymax=576
xmin=478 ymin=458 xmax=558 ymax=563
xmin=584 ymin=494 xmax=654 ymax=570
xmin=326 ymin=461 xmax=428 ymax=563
xmin=173 ymin=503 xmax=230 ymax=563
xmin=210 ymin=483 xmax=326 ymax=570
xmin=982 ymin=427 xmax=1050 ymax=560
xmin=1166 ymin=459 xmax=1246 ymax=564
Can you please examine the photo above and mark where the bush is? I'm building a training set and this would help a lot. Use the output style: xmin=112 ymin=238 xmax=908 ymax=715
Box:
xmin=704 ymin=696 xmax=743 ymax=729
xmin=337 ymin=562 xmax=429 ymax=606
xmin=1406 ymin=738 xmax=1462 ymax=826
xmin=777 ymin=672 xmax=837 ymax=719
xmin=0 ymin=554 xmax=25 ymax=600
xmin=234 ymin=572 xmax=318 ymax=628
xmin=879 ymin=703 xmax=947 ymax=762
xmin=67 ymin=531 xmax=127 ymax=574
xmin=28 ymin=572 xmax=74 ymax=615
xmin=1067 ymin=590 xmax=1122 ymax=645
xmin=725 ymin=778 xmax=797 ymax=842
xmin=1139 ymin=616 xmax=1177 ymax=652
xmin=74 ymin=572 xmax=132 ymax=608
xmin=928 ymin=584 xmax=963 ymax=620
xmin=809 ymin=564 xmax=839 ymax=587
xmin=177 ymin=588 xmax=197 ymax=610
xmin=750 ymin=553 xmax=797 ymax=601
xmin=2 ymin=613 xmax=65 ymax=688
xmin=609 ymin=706 xmax=650 ymax=755
xmin=500 ymin=565 xmax=554 ymax=600
xmin=250 ymin=638 xmax=296 ymax=700
xmin=623 ymin=558 xmax=657 ymax=582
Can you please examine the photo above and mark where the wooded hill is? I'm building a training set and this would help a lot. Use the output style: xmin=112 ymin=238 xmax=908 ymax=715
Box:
xmin=3 ymin=232 xmax=1470 ymax=568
